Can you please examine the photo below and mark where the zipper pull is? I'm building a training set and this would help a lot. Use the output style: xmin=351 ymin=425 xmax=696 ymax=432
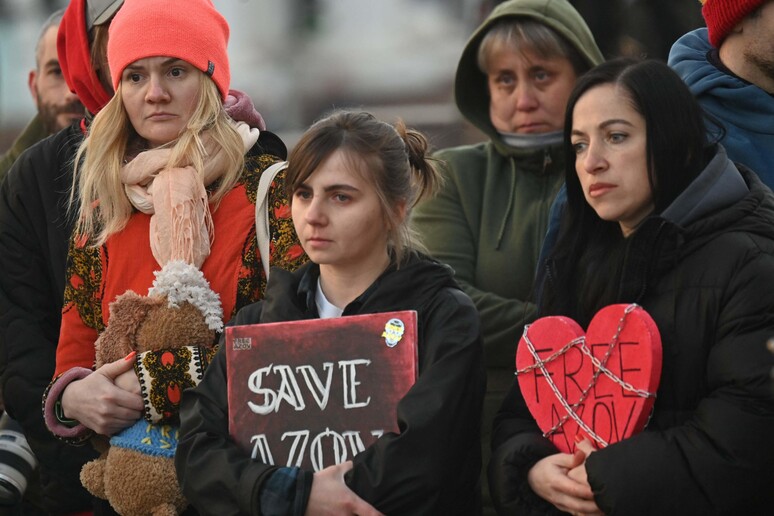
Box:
xmin=543 ymin=149 xmax=553 ymax=173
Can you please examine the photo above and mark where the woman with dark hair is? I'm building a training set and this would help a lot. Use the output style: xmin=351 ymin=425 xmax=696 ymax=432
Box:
xmin=489 ymin=58 xmax=774 ymax=515
xmin=176 ymin=110 xmax=485 ymax=515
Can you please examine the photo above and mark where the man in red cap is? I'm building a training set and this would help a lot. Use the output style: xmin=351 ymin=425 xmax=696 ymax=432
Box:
xmin=0 ymin=1 xmax=123 ymax=514
xmin=669 ymin=0 xmax=774 ymax=187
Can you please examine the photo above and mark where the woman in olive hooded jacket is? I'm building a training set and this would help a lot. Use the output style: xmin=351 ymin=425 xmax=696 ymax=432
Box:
xmin=412 ymin=1 xmax=603 ymax=511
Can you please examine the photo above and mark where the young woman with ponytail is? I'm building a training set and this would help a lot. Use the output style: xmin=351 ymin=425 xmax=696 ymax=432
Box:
xmin=176 ymin=110 xmax=486 ymax=516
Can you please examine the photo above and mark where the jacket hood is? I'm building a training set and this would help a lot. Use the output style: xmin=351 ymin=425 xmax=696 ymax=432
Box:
xmin=668 ymin=28 xmax=774 ymax=185
xmin=263 ymin=253 xmax=459 ymax=322
xmin=668 ymin=28 xmax=774 ymax=139
xmin=674 ymin=162 xmax=774 ymax=250
xmin=634 ymin=147 xmax=774 ymax=278
xmin=661 ymin=146 xmax=749 ymax=228
xmin=58 ymin=0 xmax=119 ymax=115
xmin=454 ymin=0 xmax=603 ymax=151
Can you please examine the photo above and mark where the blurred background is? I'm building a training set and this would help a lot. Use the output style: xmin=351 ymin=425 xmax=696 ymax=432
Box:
xmin=0 ymin=0 xmax=704 ymax=154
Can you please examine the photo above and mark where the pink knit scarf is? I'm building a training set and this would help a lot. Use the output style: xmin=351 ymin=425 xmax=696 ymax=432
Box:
xmin=120 ymin=121 xmax=258 ymax=268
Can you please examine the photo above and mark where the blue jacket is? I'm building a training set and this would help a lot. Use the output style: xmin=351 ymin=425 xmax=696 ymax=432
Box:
xmin=668 ymin=28 xmax=774 ymax=188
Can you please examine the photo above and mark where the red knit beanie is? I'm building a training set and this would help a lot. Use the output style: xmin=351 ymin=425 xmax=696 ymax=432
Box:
xmin=700 ymin=0 xmax=766 ymax=47
xmin=107 ymin=0 xmax=230 ymax=100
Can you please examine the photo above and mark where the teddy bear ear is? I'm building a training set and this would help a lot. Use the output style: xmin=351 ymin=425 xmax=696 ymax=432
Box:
xmin=96 ymin=291 xmax=165 ymax=364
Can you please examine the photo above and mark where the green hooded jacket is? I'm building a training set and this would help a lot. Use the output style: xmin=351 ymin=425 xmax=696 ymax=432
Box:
xmin=0 ymin=115 xmax=47 ymax=183
xmin=413 ymin=1 xmax=602 ymax=510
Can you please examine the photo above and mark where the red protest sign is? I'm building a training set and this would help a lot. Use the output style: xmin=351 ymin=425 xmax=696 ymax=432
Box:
xmin=226 ymin=311 xmax=417 ymax=471
xmin=515 ymin=304 xmax=662 ymax=453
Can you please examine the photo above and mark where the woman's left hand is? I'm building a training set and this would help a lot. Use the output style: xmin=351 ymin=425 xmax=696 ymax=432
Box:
xmin=60 ymin=355 xmax=145 ymax=435
xmin=114 ymin=365 xmax=141 ymax=396
xmin=305 ymin=461 xmax=384 ymax=516
xmin=567 ymin=437 xmax=604 ymax=516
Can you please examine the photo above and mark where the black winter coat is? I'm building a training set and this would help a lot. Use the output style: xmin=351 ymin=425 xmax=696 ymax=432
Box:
xmin=176 ymin=255 xmax=486 ymax=515
xmin=0 ymin=124 xmax=99 ymax=512
xmin=490 ymin=158 xmax=774 ymax=515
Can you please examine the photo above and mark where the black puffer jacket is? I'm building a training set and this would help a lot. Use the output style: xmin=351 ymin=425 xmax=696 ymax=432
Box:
xmin=0 ymin=124 xmax=98 ymax=513
xmin=490 ymin=152 xmax=774 ymax=515
xmin=176 ymin=254 xmax=486 ymax=515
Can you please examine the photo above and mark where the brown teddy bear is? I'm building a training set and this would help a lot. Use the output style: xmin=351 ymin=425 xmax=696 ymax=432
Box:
xmin=80 ymin=260 xmax=222 ymax=515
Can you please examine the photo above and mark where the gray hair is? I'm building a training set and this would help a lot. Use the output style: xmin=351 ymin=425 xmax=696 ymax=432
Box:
xmin=477 ymin=17 xmax=588 ymax=76
xmin=34 ymin=8 xmax=65 ymax=68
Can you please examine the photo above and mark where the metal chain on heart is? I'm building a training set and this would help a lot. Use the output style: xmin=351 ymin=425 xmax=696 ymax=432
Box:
xmin=516 ymin=303 xmax=656 ymax=448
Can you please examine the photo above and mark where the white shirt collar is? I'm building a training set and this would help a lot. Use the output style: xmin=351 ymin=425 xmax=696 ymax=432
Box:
xmin=315 ymin=277 xmax=344 ymax=319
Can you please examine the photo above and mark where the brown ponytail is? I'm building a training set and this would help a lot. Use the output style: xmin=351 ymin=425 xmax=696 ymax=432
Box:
xmin=394 ymin=119 xmax=443 ymax=209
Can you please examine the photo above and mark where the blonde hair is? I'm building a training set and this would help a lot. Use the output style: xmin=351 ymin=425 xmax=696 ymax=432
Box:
xmin=286 ymin=110 xmax=443 ymax=265
xmin=71 ymin=72 xmax=244 ymax=245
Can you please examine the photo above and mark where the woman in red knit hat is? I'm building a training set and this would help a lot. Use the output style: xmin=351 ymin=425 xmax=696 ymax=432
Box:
xmin=43 ymin=0 xmax=306 ymax=449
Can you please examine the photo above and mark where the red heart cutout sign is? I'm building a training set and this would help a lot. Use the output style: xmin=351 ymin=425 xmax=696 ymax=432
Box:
xmin=516 ymin=304 xmax=662 ymax=453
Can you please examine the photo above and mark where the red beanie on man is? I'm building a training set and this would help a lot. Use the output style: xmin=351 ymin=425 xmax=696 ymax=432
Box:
xmin=107 ymin=0 xmax=230 ymax=100
xmin=700 ymin=0 xmax=766 ymax=47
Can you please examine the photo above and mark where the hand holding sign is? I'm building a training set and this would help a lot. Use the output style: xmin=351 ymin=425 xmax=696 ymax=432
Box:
xmin=516 ymin=304 xmax=662 ymax=453
xmin=226 ymin=311 xmax=418 ymax=471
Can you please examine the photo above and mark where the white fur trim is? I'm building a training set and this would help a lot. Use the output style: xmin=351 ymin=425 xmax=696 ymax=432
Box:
xmin=148 ymin=260 xmax=224 ymax=332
